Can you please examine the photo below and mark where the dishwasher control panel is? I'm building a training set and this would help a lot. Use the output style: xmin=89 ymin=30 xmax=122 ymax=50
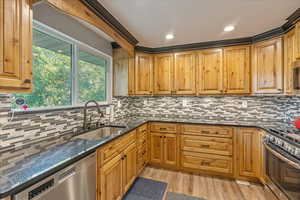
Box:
xmin=28 ymin=179 xmax=54 ymax=200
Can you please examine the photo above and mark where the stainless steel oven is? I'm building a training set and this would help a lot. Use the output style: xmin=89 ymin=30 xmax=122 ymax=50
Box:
xmin=265 ymin=142 xmax=300 ymax=200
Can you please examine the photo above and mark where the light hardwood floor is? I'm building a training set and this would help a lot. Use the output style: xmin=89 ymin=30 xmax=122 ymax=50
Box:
xmin=140 ymin=167 xmax=278 ymax=200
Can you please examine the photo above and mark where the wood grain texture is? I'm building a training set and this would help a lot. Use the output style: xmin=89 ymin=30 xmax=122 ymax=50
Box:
xmin=296 ymin=21 xmax=300 ymax=60
xmin=0 ymin=0 xmax=32 ymax=92
xmin=198 ymin=49 xmax=223 ymax=94
xmin=140 ymin=167 xmax=278 ymax=200
xmin=123 ymin=142 xmax=137 ymax=193
xmin=154 ymin=53 xmax=174 ymax=95
xmin=252 ymin=38 xmax=283 ymax=94
xmin=134 ymin=52 xmax=153 ymax=95
xmin=284 ymin=29 xmax=296 ymax=94
xmin=174 ymin=51 xmax=197 ymax=95
xmin=223 ymin=46 xmax=250 ymax=94
xmin=46 ymin=0 xmax=134 ymax=55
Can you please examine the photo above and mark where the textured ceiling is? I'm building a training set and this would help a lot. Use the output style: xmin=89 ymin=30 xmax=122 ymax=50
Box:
xmin=98 ymin=0 xmax=300 ymax=48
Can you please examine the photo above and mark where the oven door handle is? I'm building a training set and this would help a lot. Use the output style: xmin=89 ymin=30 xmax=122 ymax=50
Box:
xmin=264 ymin=142 xmax=300 ymax=170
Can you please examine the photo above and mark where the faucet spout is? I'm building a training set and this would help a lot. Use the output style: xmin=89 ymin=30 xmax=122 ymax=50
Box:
xmin=83 ymin=100 xmax=104 ymax=130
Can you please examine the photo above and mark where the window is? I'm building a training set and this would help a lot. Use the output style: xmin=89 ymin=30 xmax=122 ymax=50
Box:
xmin=14 ymin=22 xmax=112 ymax=110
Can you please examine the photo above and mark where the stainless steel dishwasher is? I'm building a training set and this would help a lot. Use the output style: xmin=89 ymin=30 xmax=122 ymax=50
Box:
xmin=13 ymin=153 xmax=96 ymax=200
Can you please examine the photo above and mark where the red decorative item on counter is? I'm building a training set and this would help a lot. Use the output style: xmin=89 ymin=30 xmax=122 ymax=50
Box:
xmin=293 ymin=117 xmax=300 ymax=130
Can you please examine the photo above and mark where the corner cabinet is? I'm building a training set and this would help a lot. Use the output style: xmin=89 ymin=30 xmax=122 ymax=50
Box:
xmin=0 ymin=0 xmax=33 ymax=92
xmin=134 ymin=52 xmax=153 ymax=95
xmin=252 ymin=38 xmax=283 ymax=94
xmin=174 ymin=52 xmax=197 ymax=95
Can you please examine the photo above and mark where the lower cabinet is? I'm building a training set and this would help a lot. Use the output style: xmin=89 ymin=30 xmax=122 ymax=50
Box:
xmin=150 ymin=132 xmax=178 ymax=167
xmin=122 ymin=142 xmax=137 ymax=192
xmin=235 ymin=128 xmax=262 ymax=179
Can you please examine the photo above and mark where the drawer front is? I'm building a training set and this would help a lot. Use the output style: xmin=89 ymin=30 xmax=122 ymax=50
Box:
xmin=150 ymin=123 xmax=177 ymax=133
xmin=182 ymin=124 xmax=233 ymax=138
xmin=137 ymin=124 xmax=148 ymax=136
xmin=181 ymin=135 xmax=233 ymax=156
xmin=98 ymin=141 xmax=120 ymax=165
xmin=117 ymin=130 xmax=136 ymax=151
xmin=138 ymin=134 xmax=147 ymax=146
xmin=138 ymin=144 xmax=147 ymax=156
xmin=181 ymin=151 xmax=233 ymax=174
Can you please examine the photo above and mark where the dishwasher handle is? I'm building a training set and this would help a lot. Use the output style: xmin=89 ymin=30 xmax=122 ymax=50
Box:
xmin=58 ymin=167 xmax=77 ymax=184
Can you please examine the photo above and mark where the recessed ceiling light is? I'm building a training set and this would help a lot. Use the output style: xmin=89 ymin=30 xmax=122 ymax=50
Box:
xmin=166 ymin=34 xmax=174 ymax=40
xmin=224 ymin=25 xmax=235 ymax=32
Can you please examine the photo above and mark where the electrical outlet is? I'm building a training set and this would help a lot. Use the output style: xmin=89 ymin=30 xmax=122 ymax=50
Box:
xmin=106 ymin=107 xmax=110 ymax=115
xmin=241 ymin=101 xmax=247 ymax=108
xmin=182 ymin=99 xmax=188 ymax=107
xmin=117 ymin=100 xmax=121 ymax=108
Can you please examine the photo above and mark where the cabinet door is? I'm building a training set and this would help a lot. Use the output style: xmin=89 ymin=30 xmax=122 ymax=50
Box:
xmin=198 ymin=49 xmax=223 ymax=94
xmin=122 ymin=142 xmax=137 ymax=193
xmin=150 ymin=133 xmax=163 ymax=164
xmin=163 ymin=133 xmax=177 ymax=167
xmin=0 ymin=0 xmax=32 ymax=92
xmin=154 ymin=53 xmax=174 ymax=95
xmin=236 ymin=128 xmax=261 ymax=178
xmin=100 ymin=154 xmax=123 ymax=200
xmin=224 ymin=46 xmax=250 ymax=94
xmin=135 ymin=53 xmax=153 ymax=95
xmin=284 ymin=29 xmax=296 ymax=94
xmin=128 ymin=57 xmax=135 ymax=95
xmin=296 ymin=22 xmax=300 ymax=60
xmin=252 ymin=38 xmax=283 ymax=94
xmin=174 ymin=52 xmax=197 ymax=94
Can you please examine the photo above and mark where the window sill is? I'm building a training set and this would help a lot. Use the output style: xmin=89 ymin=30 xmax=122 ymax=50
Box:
xmin=13 ymin=103 xmax=112 ymax=116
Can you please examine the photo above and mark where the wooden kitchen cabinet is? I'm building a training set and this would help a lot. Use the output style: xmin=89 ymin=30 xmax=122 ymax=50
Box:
xmin=295 ymin=21 xmax=300 ymax=60
xmin=0 ymin=0 xmax=32 ymax=92
xmin=284 ymin=29 xmax=296 ymax=94
xmin=122 ymin=142 xmax=137 ymax=193
xmin=174 ymin=52 xmax=197 ymax=95
xmin=135 ymin=52 xmax=153 ymax=95
xmin=150 ymin=132 xmax=178 ymax=167
xmin=252 ymin=38 xmax=283 ymax=94
xmin=223 ymin=46 xmax=250 ymax=94
xmin=153 ymin=53 xmax=174 ymax=94
xmin=236 ymin=128 xmax=261 ymax=179
xmin=198 ymin=49 xmax=223 ymax=94
xmin=100 ymin=154 xmax=123 ymax=200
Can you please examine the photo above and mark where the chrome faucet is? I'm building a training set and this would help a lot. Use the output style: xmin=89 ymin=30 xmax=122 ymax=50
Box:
xmin=83 ymin=100 xmax=104 ymax=130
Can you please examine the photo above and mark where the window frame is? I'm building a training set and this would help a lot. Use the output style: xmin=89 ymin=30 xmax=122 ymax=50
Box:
xmin=24 ymin=20 xmax=112 ymax=111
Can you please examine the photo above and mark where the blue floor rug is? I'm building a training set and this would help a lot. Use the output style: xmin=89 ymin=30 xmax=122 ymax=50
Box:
xmin=123 ymin=177 xmax=167 ymax=200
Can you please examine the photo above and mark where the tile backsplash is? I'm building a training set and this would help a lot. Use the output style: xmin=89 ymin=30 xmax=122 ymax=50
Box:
xmin=1 ymin=93 xmax=300 ymax=150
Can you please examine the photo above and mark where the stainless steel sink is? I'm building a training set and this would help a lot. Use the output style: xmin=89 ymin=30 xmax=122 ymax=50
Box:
xmin=74 ymin=126 xmax=126 ymax=140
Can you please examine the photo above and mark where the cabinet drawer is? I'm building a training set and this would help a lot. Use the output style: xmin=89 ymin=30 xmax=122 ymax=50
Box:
xmin=182 ymin=124 xmax=233 ymax=138
xmin=98 ymin=141 xmax=120 ymax=165
xmin=138 ymin=134 xmax=147 ymax=146
xmin=117 ymin=130 xmax=136 ymax=151
xmin=137 ymin=124 xmax=148 ymax=136
xmin=181 ymin=151 xmax=233 ymax=174
xmin=150 ymin=123 xmax=177 ymax=133
xmin=181 ymin=135 xmax=233 ymax=156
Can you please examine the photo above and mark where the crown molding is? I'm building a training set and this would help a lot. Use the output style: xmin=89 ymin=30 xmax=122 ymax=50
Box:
xmin=81 ymin=0 xmax=138 ymax=45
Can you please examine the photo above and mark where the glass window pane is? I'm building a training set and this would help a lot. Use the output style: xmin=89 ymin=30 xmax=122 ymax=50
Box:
xmin=13 ymin=29 xmax=72 ymax=109
xmin=77 ymin=48 xmax=107 ymax=103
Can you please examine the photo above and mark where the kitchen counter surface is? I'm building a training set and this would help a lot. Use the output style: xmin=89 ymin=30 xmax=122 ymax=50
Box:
xmin=0 ymin=116 xmax=300 ymax=198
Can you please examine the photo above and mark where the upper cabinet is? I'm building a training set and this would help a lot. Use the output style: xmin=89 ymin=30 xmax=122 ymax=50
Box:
xmin=252 ymin=38 xmax=283 ymax=94
xmin=284 ymin=29 xmax=296 ymax=94
xmin=295 ymin=22 xmax=300 ymax=60
xmin=223 ymin=46 xmax=250 ymax=94
xmin=198 ymin=49 xmax=223 ymax=94
xmin=174 ymin=52 xmax=197 ymax=95
xmin=135 ymin=53 xmax=153 ymax=95
xmin=0 ymin=0 xmax=32 ymax=92
xmin=153 ymin=53 xmax=174 ymax=95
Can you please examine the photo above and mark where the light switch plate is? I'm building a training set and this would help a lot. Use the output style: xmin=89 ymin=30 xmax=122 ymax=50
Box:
xmin=182 ymin=99 xmax=187 ymax=107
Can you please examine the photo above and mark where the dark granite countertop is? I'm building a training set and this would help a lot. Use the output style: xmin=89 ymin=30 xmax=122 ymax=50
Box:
xmin=0 ymin=116 xmax=300 ymax=198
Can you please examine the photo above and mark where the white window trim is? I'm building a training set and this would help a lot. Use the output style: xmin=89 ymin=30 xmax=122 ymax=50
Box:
xmin=26 ymin=20 xmax=113 ymax=111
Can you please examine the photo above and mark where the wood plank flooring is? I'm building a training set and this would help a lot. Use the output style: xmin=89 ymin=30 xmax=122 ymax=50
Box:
xmin=140 ymin=167 xmax=278 ymax=200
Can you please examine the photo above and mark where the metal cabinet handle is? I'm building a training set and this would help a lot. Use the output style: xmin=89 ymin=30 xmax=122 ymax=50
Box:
xmin=23 ymin=79 xmax=31 ymax=84
xmin=200 ymin=144 xmax=210 ymax=148
xmin=201 ymin=130 xmax=209 ymax=134
xmin=160 ymin=127 xmax=167 ymax=130
xmin=201 ymin=161 xmax=210 ymax=166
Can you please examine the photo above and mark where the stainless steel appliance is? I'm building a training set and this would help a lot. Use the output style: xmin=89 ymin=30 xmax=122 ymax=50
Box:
xmin=13 ymin=153 xmax=96 ymax=200
xmin=264 ymin=142 xmax=300 ymax=200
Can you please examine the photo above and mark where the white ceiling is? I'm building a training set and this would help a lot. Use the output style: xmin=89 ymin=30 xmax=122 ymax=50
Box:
xmin=98 ymin=0 xmax=300 ymax=48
